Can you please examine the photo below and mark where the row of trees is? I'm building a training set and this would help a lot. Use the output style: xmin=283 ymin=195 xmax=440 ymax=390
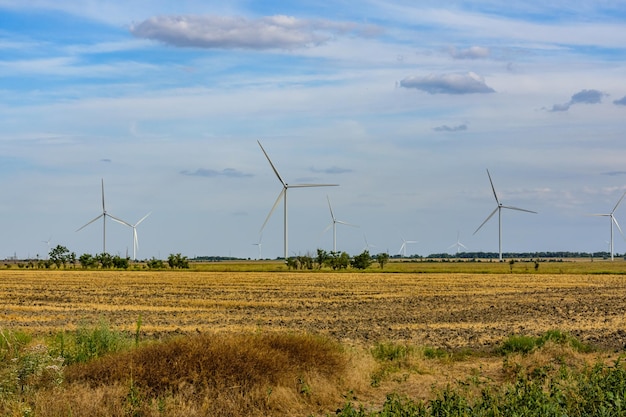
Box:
xmin=285 ymin=249 xmax=390 ymax=270
xmin=13 ymin=245 xmax=191 ymax=270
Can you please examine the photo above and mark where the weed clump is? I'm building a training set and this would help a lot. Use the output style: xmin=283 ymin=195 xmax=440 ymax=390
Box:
xmin=497 ymin=330 xmax=592 ymax=356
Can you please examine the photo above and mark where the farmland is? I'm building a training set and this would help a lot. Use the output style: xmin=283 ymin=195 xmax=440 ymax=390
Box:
xmin=2 ymin=261 xmax=626 ymax=349
xmin=2 ymin=261 xmax=626 ymax=416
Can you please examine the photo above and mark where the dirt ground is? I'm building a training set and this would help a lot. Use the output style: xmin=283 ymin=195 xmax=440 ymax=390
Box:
xmin=1 ymin=270 xmax=626 ymax=350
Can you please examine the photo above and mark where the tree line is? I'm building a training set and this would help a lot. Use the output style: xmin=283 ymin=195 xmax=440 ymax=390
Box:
xmin=9 ymin=245 xmax=190 ymax=270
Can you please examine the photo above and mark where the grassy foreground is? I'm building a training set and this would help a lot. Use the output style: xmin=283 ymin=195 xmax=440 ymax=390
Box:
xmin=0 ymin=324 xmax=625 ymax=416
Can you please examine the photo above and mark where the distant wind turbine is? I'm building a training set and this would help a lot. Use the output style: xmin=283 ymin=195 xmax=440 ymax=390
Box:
xmin=42 ymin=236 xmax=52 ymax=259
xmin=322 ymin=195 xmax=358 ymax=252
xmin=252 ymin=234 xmax=263 ymax=260
xmin=76 ymin=178 xmax=130 ymax=254
xmin=447 ymin=232 xmax=467 ymax=255
xmin=125 ymin=212 xmax=151 ymax=261
xmin=398 ymin=236 xmax=417 ymax=258
xmin=362 ymin=233 xmax=377 ymax=252
xmin=258 ymin=141 xmax=338 ymax=260
xmin=588 ymin=191 xmax=626 ymax=261
xmin=473 ymin=169 xmax=537 ymax=261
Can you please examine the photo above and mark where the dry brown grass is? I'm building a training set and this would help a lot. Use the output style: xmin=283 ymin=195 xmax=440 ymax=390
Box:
xmin=62 ymin=332 xmax=347 ymax=417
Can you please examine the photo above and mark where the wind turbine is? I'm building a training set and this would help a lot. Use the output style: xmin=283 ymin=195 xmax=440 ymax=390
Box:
xmin=473 ymin=169 xmax=537 ymax=261
xmin=447 ymin=231 xmax=467 ymax=255
xmin=398 ymin=236 xmax=417 ymax=258
xmin=125 ymin=212 xmax=151 ymax=261
xmin=252 ymin=234 xmax=263 ymax=260
xmin=589 ymin=191 xmax=626 ymax=261
xmin=322 ymin=195 xmax=358 ymax=252
xmin=76 ymin=179 xmax=130 ymax=254
xmin=42 ymin=236 xmax=52 ymax=259
xmin=362 ymin=233 xmax=377 ymax=252
xmin=258 ymin=141 xmax=338 ymax=260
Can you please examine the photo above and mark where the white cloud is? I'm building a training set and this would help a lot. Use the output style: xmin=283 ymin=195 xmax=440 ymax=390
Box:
xmin=448 ymin=46 xmax=490 ymax=59
xmin=130 ymin=15 xmax=379 ymax=50
xmin=400 ymin=72 xmax=495 ymax=95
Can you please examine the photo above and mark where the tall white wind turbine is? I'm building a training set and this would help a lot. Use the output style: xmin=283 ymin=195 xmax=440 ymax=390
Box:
xmin=473 ymin=169 xmax=537 ymax=261
xmin=258 ymin=141 xmax=338 ymax=260
xmin=76 ymin=179 xmax=130 ymax=254
xmin=323 ymin=195 xmax=358 ymax=252
xmin=127 ymin=212 xmax=151 ymax=261
xmin=589 ymin=191 xmax=626 ymax=261
xmin=447 ymin=231 xmax=467 ymax=255
xmin=398 ymin=236 xmax=417 ymax=258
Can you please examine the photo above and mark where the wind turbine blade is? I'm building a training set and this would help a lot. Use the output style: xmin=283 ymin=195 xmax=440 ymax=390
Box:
xmin=612 ymin=191 xmax=626 ymax=213
xmin=321 ymin=223 xmax=333 ymax=235
xmin=613 ymin=216 xmax=625 ymax=237
xmin=587 ymin=213 xmax=610 ymax=217
xmin=398 ymin=243 xmax=406 ymax=254
xmin=101 ymin=178 xmax=105 ymax=212
xmin=327 ymin=195 xmax=336 ymax=221
xmin=501 ymin=205 xmax=538 ymax=214
xmin=76 ymin=214 xmax=104 ymax=232
xmin=458 ymin=242 xmax=468 ymax=249
xmin=336 ymin=220 xmax=359 ymax=227
xmin=135 ymin=212 xmax=152 ymax=226
xmin=288 ymin=183 xmax=339 ymax=188
xmin=108 ymin=214 xmax=132 ymax=227
xmin=257 ymin=141 xmax=286 ymax=187
xmin=260 ymin=188 xmax=285 ymax=233
xmin=474 ymin=207 xmax=499 ymax=235
xmin=486 ymin=169 xmax=500 ymax=205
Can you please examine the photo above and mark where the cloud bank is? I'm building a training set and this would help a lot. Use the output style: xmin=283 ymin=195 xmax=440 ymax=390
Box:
xmin=400 ymin=72 xmax=495 ymax=95
xmin=614 ymin=96 xmax=626 ymax=106
xmin=433 ymin=124 xmax=468 ymax=132
xmin=549 ymin=89 xmax=606 ymax=112
xmin=180 ymin=168 xmax=253 ymax=178
xmin=130 ymin=15 xmax=378 ymax=49
xmin=448 ymin=46 xmax=490 ymax=59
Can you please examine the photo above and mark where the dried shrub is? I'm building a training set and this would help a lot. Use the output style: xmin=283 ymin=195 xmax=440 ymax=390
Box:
xmin=65 ymin=332 xmax=347 ymax=416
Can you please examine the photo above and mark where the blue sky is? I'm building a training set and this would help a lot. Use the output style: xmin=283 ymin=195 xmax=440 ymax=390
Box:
xmin=1 ymin=0 xmax=626 ymax=260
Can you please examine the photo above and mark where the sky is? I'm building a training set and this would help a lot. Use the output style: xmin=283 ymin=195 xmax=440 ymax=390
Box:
xmin=1 ymin=0 xmax=626 ymax=260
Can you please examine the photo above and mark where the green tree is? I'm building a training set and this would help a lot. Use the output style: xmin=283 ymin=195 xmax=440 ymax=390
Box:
xmin=97 ymin=253 xmax=114 ymax=269
xmin=316 ymin=249 xmax=330 ymax=269
xmin=79 ymin=253 xmax=97 ymax=269
xmin=146 ymin=257 xmax=165 ymax=269
xmin=112 ymin=255 xmax=129 ymax=269
xmin=329 ymin=251 xmax=350 ymax=270
xmin=49 ymin=245 xmax=70 ymax=269
xmin=376 ymin=252 xmax=390 ymax=269
xmin=351 ymin=250 xmax=372 ymax=270
xmin=168 ymin=253 xmax=189 ymax=269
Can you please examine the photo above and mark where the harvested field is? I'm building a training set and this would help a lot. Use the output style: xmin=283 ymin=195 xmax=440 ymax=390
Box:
xmin=1 ymin=269 xmax=626 ymax=349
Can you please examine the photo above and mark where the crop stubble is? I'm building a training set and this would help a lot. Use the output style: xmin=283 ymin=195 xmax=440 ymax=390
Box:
xmin=1 ymin=270 xmax=625 ymax=349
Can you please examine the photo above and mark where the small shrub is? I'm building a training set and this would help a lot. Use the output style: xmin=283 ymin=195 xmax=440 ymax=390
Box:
xmin=498 ymin=335 xmax=537 ymax=355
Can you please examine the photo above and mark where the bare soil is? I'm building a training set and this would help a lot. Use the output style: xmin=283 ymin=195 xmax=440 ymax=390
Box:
xmin=2 ymin=270 xmax=625 ymax=350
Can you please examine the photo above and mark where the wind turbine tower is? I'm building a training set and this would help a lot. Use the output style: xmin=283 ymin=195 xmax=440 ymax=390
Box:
xmin=473 ymin=169 xmax=537 ymax=261
xmin=126 ymin=212 xmax=151 ymax=261
xmin=258 ymin=141 xmax=338 ymax=260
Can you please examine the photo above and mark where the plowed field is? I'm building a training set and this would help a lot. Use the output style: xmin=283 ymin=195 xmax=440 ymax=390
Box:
xmin=1 ymin=270 xmax=625 ymax=349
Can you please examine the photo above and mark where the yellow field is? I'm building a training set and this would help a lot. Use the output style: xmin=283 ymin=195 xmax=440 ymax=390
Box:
xmin=2 ymin=267 xmax=626 ymax=349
